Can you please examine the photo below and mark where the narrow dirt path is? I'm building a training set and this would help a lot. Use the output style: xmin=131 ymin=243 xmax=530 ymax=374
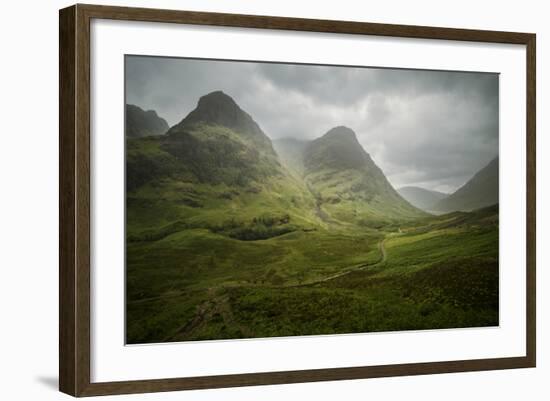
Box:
xmin=284 ymin=237 xmax=389 ymax=288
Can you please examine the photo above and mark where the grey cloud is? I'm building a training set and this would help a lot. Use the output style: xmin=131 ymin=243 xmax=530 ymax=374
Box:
xmin=125 ymin=55 xmax=498 ymax=193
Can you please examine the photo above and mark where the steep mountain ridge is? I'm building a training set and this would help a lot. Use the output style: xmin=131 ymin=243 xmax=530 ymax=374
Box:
xmin=433 ymin=157 xmax=499 ymax=212
xmin=302 ymin=126 xmax=425 ymax=223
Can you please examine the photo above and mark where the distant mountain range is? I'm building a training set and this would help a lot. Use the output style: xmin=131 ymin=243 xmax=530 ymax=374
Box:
xmin=398 ymin=157 xmax=499 ymax=213
xmin=432 ymin=157 xmax=499 ymax=213
xmin=126 ymin=104 xmax=169 ymax=137
xmin=397 ymin=186 xmax=448 ymax=212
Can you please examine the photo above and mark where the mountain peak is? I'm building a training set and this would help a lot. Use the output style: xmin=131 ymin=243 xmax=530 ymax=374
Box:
xmin=323 ymin=126 xmax=359 ymax=142
xmin=305 ymin=126 xmax=367 ymax=172
xmin=176 ymin=90 xmax=249 ymax=130
xmin=168 ymin=91 xmax=274 ymax=152
xmin=303 ymin=126 xmax=424 ymax=220
xmin=321 ymin=125 xmax=360 ymax=146
xmin=196 ymin=90 xmax=238 ymax=110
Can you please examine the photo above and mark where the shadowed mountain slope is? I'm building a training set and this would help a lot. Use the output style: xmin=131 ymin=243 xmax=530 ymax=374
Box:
xmin=127 ymin=91 xmax=283 ymax=190
xmin=126 ymin=104 xmax=169 ymax=137
xmin=432 ymin=157 xmax=499 ymax=212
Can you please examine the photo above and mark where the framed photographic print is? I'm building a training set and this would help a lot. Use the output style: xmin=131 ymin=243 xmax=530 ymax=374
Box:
xmin=59 ymin=4 xmax=536 ymax=397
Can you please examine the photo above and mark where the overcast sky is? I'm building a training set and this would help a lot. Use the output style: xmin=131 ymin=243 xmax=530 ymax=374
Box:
xmin=126 ymin=56 xmax=498 ymax=193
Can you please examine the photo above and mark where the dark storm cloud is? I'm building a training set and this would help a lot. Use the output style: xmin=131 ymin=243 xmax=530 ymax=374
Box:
xmin=125 ymin=56 xmax=498 ymax=193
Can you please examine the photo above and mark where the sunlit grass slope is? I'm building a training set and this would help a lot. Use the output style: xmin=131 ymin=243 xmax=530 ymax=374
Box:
xmin=127 ymin=206 xmax=498 ymax=343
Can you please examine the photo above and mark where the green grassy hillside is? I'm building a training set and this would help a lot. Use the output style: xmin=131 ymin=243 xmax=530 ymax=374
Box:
xmin=127 ymin=206 xmax=498 ymax=343
xmin=303 ymin=127 xmax=426 ymax=225
xmin=126 ymin=91 xmax=499 ymax=344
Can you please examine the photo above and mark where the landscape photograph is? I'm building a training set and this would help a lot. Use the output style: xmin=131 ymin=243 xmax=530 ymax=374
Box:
xmin=125 ymin=56 xmax=499 ymax=344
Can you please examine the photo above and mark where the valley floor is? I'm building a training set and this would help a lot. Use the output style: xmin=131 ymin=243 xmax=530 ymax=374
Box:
xmin=126 ymin=206 xmax=499 ymax=344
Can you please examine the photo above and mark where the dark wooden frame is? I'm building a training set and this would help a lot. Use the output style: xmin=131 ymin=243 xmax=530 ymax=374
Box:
xmin=59 ymin=3 xmax=536 ymax=397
